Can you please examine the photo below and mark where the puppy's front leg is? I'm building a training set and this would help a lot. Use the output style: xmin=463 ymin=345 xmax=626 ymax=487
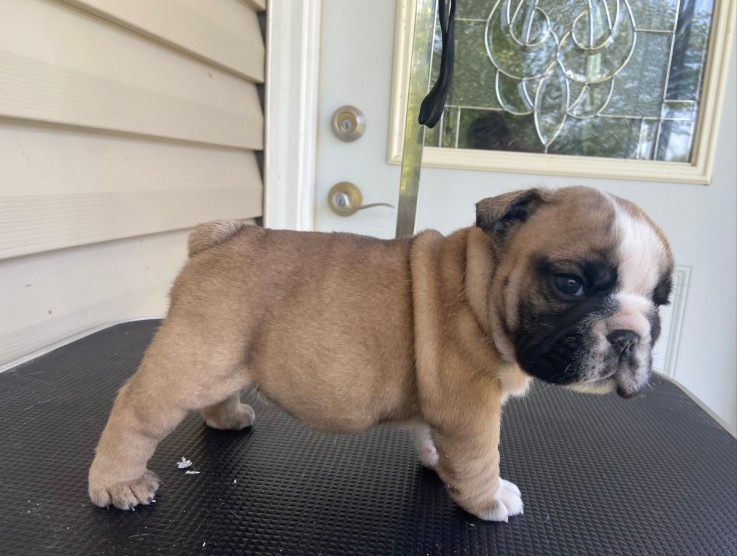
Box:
xmin=431 ymin=398 xmax=523 ymax=522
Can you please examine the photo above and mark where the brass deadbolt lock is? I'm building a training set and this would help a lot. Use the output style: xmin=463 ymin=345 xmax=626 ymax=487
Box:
xmin=331 ymin=106 xmax=366 ymax=142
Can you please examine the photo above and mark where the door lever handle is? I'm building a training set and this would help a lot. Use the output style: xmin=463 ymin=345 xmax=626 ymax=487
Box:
xmin=328 ymin=182 xmax=394 ymax=217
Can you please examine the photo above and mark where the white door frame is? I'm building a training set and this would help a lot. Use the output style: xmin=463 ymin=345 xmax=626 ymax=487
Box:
xmin=263 ymin=0 xmax=322 ymax=231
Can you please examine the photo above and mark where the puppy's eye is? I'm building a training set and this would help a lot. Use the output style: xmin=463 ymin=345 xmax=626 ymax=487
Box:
xmin=554 ymin=274 xmax=585 ymax=297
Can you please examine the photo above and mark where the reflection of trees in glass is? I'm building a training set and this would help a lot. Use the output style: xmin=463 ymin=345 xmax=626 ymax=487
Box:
xmin=426 ymin=0 xmax=714 ymax=163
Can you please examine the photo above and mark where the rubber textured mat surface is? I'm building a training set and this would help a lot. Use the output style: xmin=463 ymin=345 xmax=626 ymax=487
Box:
xmin=0 ymin=320 xmax=735 ymax=555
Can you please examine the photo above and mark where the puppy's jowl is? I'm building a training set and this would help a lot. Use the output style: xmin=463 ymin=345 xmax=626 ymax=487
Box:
xmin=89 ymin=186 xmax=673 ymax=521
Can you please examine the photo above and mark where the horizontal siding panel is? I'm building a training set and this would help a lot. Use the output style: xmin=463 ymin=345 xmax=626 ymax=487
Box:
xmin=63 ymin=0 xmax=264 ymax=82
xmin=0 ymin=188 xmax=262 ymax=260
xmin=0 ymin=122 xmax=262 ymax=259
xmin=0 ymin=0 xmax=256 ymax=111
xmin=0 ymin=0 xmax=263 ymax=148
xmin=0 ymin=52 xmax=263 ymax=149
xmin=0 ymin=229 xmax=189 ymax=367
xmin=0 ymin=122 xmax=261 ymax=197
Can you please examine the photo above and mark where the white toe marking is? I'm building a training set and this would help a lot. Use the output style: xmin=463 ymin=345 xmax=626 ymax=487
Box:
xmin=498 ymin=478 xmax=524 ymax=515
xmin=482 ymin=477 xmax=524 ymax=521
xmin=412 ymin=424 xmax=439 ymax=468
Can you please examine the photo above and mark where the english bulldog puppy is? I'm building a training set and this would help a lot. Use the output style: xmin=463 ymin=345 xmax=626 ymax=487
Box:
xmin=89 ymin=186 xmax=673 ymax=521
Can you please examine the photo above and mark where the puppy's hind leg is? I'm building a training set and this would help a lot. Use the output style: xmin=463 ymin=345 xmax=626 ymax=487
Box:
xmin=202 ymin=392 xmax=255 ymax=431
xmin=88 ymin=375 xmax=183 ymax=510
xmin=88 ymin=324 xmax=250 ymax=510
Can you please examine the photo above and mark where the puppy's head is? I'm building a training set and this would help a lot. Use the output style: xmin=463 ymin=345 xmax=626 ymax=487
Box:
xmin=477 ymin=186 xmax=673 ymax=398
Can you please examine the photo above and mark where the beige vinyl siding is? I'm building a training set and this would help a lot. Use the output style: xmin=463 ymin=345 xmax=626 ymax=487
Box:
xmin=0 ymin=123 xmax=262 ymax=259
xmin=1 ymin=230 xmax=193 ymax=365
xmin=0 ymin=0 xmax=265 ymax=366
xmin=62 ymin=0 xmax=265 ymax=81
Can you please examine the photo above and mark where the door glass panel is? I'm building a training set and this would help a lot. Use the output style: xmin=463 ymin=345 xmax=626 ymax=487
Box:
xmin=427 ymin=0 xmax=715 ymax=161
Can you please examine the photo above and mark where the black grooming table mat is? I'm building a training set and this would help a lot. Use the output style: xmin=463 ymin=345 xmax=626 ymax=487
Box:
xmin=1 ymin=320 xmax=735 ymax=555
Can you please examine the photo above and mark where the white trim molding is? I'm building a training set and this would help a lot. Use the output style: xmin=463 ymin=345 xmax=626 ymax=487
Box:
xmin=661 ymin=265 xmax=691 ymax=380
xmin=264 ymin=0 xmax=321 ymax=230
xmin=388 ymin=0 xmax=736 ymax=185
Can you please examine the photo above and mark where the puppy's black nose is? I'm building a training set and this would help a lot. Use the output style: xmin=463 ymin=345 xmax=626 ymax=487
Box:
xmin=607 ymin=329 xmax=640 ymax=355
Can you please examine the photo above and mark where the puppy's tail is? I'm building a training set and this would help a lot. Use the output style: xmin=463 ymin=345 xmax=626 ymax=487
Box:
xmin=188 ymin=219 xmax=247 ymax=258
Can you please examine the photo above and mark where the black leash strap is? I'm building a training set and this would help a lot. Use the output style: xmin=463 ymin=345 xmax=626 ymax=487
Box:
xmin=418 ymin=0 xmax=456 ymax=128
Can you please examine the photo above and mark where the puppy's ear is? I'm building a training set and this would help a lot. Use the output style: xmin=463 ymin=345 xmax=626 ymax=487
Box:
xmin=476 ymin=188 xmax=548 ymax=237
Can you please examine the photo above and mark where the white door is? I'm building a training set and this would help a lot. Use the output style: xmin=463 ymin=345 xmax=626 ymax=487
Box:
xmin=312 ymin=0 xmax=404 ymax=239
xmin=311 ymin=0 xmax=737 ymax=434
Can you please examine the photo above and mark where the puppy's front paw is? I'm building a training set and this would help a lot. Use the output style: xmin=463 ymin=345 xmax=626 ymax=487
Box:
xmin=89 ymin=469 xmax=160 ymax=510
xmin=479 ymin=478 xmax=523 ymax=522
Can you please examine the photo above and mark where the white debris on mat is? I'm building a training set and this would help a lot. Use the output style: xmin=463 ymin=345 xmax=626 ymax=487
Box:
xmin=177 ymin=458 xmax=200 ymax=475
xmin=177 ymin=457 xmax=202 ymax=474
xmin=177 ymin=457 xmax=193 ymax=469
